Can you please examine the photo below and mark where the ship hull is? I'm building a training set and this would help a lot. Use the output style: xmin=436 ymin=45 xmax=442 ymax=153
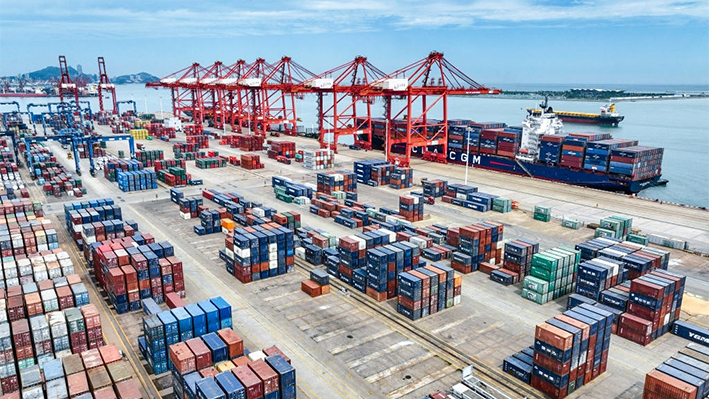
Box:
xmin=397 ymin=145 xmax=661 ymax=194
xmin=557 ymin=114 xmax=624 ymax=126
xmin=0 ymin=93 xmax=47 ymax=98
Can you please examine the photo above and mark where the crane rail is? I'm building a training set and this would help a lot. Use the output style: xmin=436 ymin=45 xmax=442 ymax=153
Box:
xmin=294 ymin=259 xmax=543 ymax=399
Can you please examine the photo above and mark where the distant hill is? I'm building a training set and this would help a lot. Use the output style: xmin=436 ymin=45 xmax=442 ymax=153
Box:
xmin=113 ymin=72 xmax=159 ymax=84
xmin=3 ymin=66 xmax=156 ymax=85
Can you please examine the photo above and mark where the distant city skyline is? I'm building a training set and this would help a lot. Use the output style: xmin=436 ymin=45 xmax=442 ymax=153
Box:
xmin=1 ymin=0 xmax=707 ymax=85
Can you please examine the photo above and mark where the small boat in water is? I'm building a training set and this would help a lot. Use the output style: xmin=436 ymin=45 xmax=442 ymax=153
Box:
xmin=527 ymin=97 xmax=624 ymax=126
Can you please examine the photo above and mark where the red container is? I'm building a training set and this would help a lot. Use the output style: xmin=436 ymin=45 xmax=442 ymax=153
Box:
xmin=115 ymin=379 xmax=143 ymax=399
xmin=619 ymin=313 xmax=652 ymax=336
xmin=531 ymin=375 xmax=567 ymax=399
xmin=631 ymin=279 xmax=664 ymax=300
xmin=644 ymin=369 xmax=697 ymax=399
xmin=535 ymin=323 xmax=573 ymax=351
xmin=248 ymin=359 xmax=279 ymax=394
xmin=169 ymin=342 xmax=196 ymax=375
xmin=67 ymin=371 xmax=89 ymax=398
xmin=81 ymin=348 xmax=104 ymax=370
xmin=233 ymin=366 xmax=263 ymax=399
xmin=11 ymin=319 xmax=31 ymax=347
xmin=98 ymin=345 xmax=122 ymax=365
xmin=217 ymin=328 xmax=244 ymax=359
xmin=185 ymin=338 xmax=212 ymax=370
xmin=165 ymin=293 xmax=187 ymax=309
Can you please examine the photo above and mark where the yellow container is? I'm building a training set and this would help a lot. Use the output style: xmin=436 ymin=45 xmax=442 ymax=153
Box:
xmin=215 ymin=361 xmax=235 ymax=372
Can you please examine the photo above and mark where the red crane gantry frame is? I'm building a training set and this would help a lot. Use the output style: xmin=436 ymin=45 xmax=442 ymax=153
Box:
xmin=58 ymin=55 xmax=80 ymax=105
xmin=146 ymin=52 xmax=500 ymax=150
xmin=369 ymin=51 xmax=501 ymax=167
xmin=308 ymin=56 xmax=387 ymax=152
xmin=97 ymin=57 xmax=118 ymax=114
xmin=240 ymin=57 xmax=316 ymax=136
xmin=146 ymin=63 xmax=204 ymax=121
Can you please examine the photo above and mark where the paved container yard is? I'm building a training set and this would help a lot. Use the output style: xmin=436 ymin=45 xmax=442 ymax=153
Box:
xmin=27 ymin=121 xmax=709 ymax=399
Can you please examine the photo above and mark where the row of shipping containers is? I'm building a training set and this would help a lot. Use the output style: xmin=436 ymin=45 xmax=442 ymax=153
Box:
xmin=140 ymin=297 xmax=231 ymax=375
xmin=644 ymin=343 xmax=709 ymax=399
xmin=5 ymin=344 xmax=142 ymax=399
xmin=63 ymin=199 xmax=186 ymax=312
xmin=504 ymin=303 xmax=615 ymax=399
xmin=25 ymin=143 xmax=85 ymax=198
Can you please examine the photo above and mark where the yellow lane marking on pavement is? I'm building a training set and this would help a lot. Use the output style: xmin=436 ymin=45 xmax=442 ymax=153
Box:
xmin=386 ymin=365 xmax=457 ymax=399
xmin=347 ymin=341 xmax=414 ymax=369
xmin=430 ymin=314 xmax=478 ymax=335
xmin=285 ymin=304 xmax=333 ymax=320
xmin=330 ymin=329 xmax=393 ymax=356
xmin=262 ymin=290 xmax=301 ymax=302
xmin=365 ymin=352 xmax=435 ymax=383
xmin=298 ymin=309 xmax=360 ymax=331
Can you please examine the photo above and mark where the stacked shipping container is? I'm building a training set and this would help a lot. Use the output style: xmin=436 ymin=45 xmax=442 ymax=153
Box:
xmin=643 ymin=344 xmax=709 ymax=399
xmin=397 ymin=265 xmax=461 ymax=320
xmin=522 ymin=247 xmax=581 ymax=304
xmin=140 ymin=297 xmax=232 ymax=375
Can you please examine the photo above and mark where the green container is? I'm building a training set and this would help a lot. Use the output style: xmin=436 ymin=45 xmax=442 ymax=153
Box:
xmin=594 ymin=227 xmax=616 ymax=238
xmin=530 ymin=267 xmax=553 ymax=282
xmin=531 ymin=253 xmax=557 ymax=269
xmin=118 ymin=150 xmax=125 ymax=158
xmin=534 ymin=205 xmax=551 ymax=215
xmin=276 ymin=193 xmax=293 ymax=203
xmin=557 ymin=247 xmax=581 ymax=265
xmin=561 ymin=218 xmax=580 ymax=229
xmin=628 ymin=234 xmax=649 ymax=245
xmin=533 ymin=213 xmax=551 ymax=222
xmin=522 ymin=276 xmax=549 ymax=294
xmin=65 ymin=308 xmax=85 ymax=333
xmin=522 ymin=288 xmax=548 ymax=304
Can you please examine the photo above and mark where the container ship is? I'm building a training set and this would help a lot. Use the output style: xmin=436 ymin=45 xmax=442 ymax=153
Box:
xmin=361 ymin=108 xmax=665 ymax=194
xmin=527 ymin=98 xmax=624 ymax=126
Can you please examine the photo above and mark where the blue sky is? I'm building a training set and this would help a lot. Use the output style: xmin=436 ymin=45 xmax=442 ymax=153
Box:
xmin=1 ymin=0 xmax=708 ymax=85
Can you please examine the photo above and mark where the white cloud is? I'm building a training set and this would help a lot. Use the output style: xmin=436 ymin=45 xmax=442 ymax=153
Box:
xmin=0 ymin=0 xmax=706 ymax=40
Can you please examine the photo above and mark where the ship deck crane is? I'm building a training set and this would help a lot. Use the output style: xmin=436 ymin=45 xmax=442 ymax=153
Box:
xmin=58 ymin=56 xmax=80 ymax=105
xmin=97 ymin=57 xmax=118 ymax=114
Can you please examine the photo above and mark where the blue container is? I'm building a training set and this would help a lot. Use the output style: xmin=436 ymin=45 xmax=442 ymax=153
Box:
xmin=215 ymin=371 xmax=246 ymax=399
xmin=310 ymin=269 xmax=329 ymax=286
xmin=171 ymin=307 xmax=194 ymax=341
xmin=202 ymin=333 xmax=228 ymax=363
xmin=185 ymin=304 xmax=207 ymax=337
xmin=196 ymin=377 xmax=226 ymax=399
xmin=42 ymin=358 xmax=64 ymax=381
xmin=198 ymin=300 xmax=220 ymax=333
xmin=157 ymin=311 xmax=178 ymax=336
xmin=210 ymin=297 xmax=232 ymax=322
xmin=183 ymin=372 xmax=203 ymax=399
xmin=503 ymin=356 xmax=532 ymax=384
xmin=672 ymin=321 xmax=709 ymax=347
xmin=265 ymin=354 xmax=296 ymax=388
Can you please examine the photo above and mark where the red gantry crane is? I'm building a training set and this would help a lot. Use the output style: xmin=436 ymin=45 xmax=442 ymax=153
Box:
xmin=146 ymin=63 xmax=205 ymax=121
xmin=241 ymin=57 xmax=316 ymax=136
xmin=58 ymin=55 xmax=80 ymax=105
xmin=194 ymin=61 xmax=225 ymax=128
xmin=213 ymin=59 xmax=252 ymax=132
xmin=306 ymin=56 xmax=387 ymax=152
xmin=97 ymin=57 xmax=118 ymax=114
xmin=369 ymin=51 xmax=501 ymax=167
